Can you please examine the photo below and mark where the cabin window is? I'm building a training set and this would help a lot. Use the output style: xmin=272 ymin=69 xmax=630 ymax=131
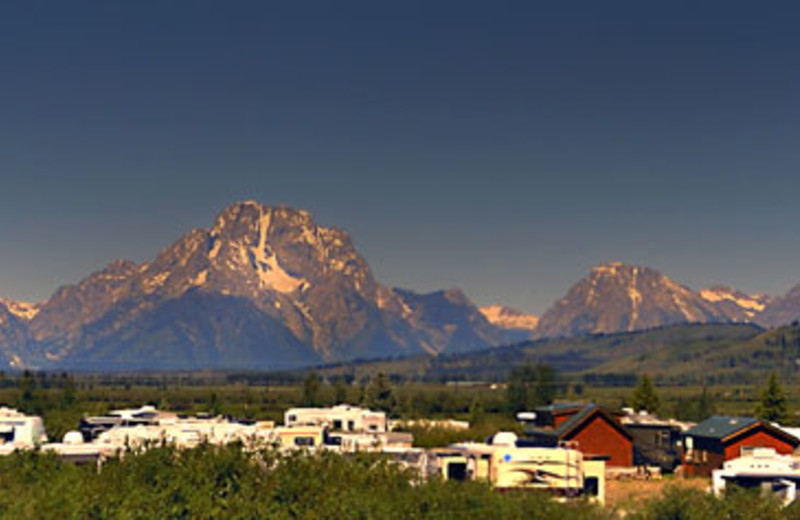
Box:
xmin=348 ymin=420 xmax=355 ymax=431
xmin=288 ymin=415 xmax=297 ymax=423
xmin=333 ymin=420 xmax=343 ymax=430
xmin=294 ymin=436 xmax=316 ymax=447
xmin=368 ymin=424 xmax=377 ymax=431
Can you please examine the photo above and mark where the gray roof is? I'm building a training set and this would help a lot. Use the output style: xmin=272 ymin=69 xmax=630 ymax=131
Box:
xmin=535 ymin=402 xmax=586 ymax=414
xmin=684 ymin=416 xmax=759 ymax=440
xmin=526 ymin=403 xmax=632 ymax=441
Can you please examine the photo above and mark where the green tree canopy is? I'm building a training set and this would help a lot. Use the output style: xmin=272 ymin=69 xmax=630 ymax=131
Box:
xmin=631 ymin=374 xmax=660 ymax=414
xmin=301 ymin=372 xmax=321 ymax=407
xmin=362 ymin=372 xmax=396 ymax=414
xmin=756 ymin=372 xmax=788 ymax=423
xmin=506 ymin=364 xmax=557 ymax=413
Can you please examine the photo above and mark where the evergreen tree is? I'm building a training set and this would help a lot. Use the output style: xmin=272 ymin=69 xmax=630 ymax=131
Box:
xmin=631 ymin=374 xmax=660 ymax=414
xmin=468 ymin=397 xmax=485 ymax=427
xmin=696 ymin=384 xmax=715 ymax=421
xmin=60 ymin=373 xmax=76 ymax=409
xmin=756 ymin=372 xmax=788 ymax=423
xmin=334 ymin=379 xmax=348 ymax=404
xmin=363 ymin=372 xmax=396 ymax=414
xmin=302 ymin=372 xmax=321 ymax=406
xmin=506 ymin=363 xmax=558 ymax=414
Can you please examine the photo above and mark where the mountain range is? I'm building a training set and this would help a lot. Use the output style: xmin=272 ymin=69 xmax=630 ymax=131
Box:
xmin=2 ymin=202 xmax=800 ymax=371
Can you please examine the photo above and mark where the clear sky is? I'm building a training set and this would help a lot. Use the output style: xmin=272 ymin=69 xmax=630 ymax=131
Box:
xmin=2 ymin=1 xmax=800 ymax=315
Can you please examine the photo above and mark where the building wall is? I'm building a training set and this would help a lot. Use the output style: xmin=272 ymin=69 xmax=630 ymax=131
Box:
xmin=683 ymin=427 xmax=797 ymax=477
xmin=567 ymin=417 xmax=633 ymax=467
xmin=724 ymin=430 xmax=795 ymax=460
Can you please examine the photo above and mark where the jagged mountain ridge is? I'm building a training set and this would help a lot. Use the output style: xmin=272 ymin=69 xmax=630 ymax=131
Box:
xmin=535 ymin=263 xmax=767 ymax=338
xmin=479 ymin=305 xmax=539 ymax=342
xmin=1 ymin=202 xmax=509 ymax=370
xmin=757 ymin=283 xmax=800 ymax=328
xmin=698 ymin=285 xmax=772 ymax=323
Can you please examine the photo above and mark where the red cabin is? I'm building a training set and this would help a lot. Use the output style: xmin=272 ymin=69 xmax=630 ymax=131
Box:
xmin=526 ymin=403 xmax=634 ymax=467
xmin=682 ymin=416 xmax=799 ymax=477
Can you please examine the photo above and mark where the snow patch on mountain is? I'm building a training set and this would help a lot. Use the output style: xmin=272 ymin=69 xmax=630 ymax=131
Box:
xmin=479 ymin=305 xmax=539 ymax=332
xmin=700 ymin=288 xmax=767 ymax=312
xmin=0 ymin=299 xmax=40 ymax=321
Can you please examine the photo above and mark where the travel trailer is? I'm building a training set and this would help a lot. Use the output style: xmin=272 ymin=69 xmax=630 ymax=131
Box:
xmin=442 ymin=432 xmax=606 ymax=504
xmin=284 ymin=405 xmax=387 ymax=433
xmin=0 ymin=407 xmax=47 ymax=452
xmin=712 ymin=447 xmax=800 ymax=506
xmin=80 ymin=405 xmax=177 ymax=441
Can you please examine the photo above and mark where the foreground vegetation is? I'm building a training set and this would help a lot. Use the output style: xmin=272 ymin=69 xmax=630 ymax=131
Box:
xmin=0 ymin=446 xmax=797 ymax=519
xmin=0 ymin=446 xmax=608 ymax=520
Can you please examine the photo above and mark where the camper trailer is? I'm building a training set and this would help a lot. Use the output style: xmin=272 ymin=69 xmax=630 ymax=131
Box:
xmin=712 ymin=447 xmax=800 ymax=506
xmin=0 ymin=407 xmax=47 ymax=452
xmin=446 ymin=432 xmax=606 ymax=504
xmin=284 ymin=405 xmax=387 ymax=433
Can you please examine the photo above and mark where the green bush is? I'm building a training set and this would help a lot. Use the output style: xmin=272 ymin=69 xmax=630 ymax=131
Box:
xmin=0 ymin=446 xmax=610 ymax=519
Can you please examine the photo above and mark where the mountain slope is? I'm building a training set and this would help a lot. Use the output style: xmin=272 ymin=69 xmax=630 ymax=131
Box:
xmin=536 ymin=263 xmax=729 ymax=338
xmin=479 ymin=305 xmax=539 ymax=341
xmin=3 ymin=202 xmax=507 ymax=370
xmin=699 ymin=286 xmax=771 ymax=323
xmin=308 ymin=323 xmax=768 ymax=384
xmin=394 ymin=289 xmax=508 ymax=354
xmin=757 ymin=283 xmax=800 ymax=328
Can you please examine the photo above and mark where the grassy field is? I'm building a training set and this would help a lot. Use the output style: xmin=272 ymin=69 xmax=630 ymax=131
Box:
xmin=2 ymin=369 xmax=799 ymax=442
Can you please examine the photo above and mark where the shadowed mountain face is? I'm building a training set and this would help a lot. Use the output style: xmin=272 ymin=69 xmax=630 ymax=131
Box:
xmin=536 ymin=263 xmax=734 ymax=338
xmin=0 ymin=202 xmax=509 ymax=370
xmin=757 ymin=283 xmax=800 ymax=328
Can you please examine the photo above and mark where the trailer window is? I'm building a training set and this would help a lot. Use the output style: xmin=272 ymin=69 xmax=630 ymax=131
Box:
xmin=294 ymin=436 xmax=315 ymax=447
xmin=584 ymin=477 xmax=599 ymax=497
xmin=446 ymin=462 xmax=467 ymax=481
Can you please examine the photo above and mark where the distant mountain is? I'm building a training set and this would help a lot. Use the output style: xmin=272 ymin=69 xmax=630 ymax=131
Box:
xmin=757 ymin=283 xmax=800 ymax=328
xmin=308 ymin=323 xmax=773 ymax=385
xmin=699 ymin=285 xmax=771 ymax=323
xmin=535 ymin=263 xmax=731 ymax=338
xmin=393 ymin=289 xmax=508 ymax=354
xmin=1 ymin=202 xmax=507 ymax=370
xmin=479 ymin=305 xmax=539 ymax=341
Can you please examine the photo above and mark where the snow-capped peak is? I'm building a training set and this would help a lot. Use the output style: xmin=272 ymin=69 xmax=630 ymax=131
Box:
xmin=479 ymin=305 xmax=539 ymax=331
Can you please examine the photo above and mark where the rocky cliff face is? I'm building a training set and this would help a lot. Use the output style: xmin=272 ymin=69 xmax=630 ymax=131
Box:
xmin=0 ymin=202 xmax=507 ymax=370
xmin=756 ymin=283 xmax=800 ymax=328
xmin=479 ymin=305 xmax=539 ymax=341
xmin=699 ymin=286 xmax=771 ymax=323
xmin=535 ymin=263 xmax=731 ymax=337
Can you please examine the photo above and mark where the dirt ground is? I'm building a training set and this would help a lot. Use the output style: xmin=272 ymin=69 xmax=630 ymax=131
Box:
xmin=605 ymin=476 xmax=710 ymax=510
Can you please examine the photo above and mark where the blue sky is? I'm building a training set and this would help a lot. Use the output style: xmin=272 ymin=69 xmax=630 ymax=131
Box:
xmin=1 ymin=1 xmax=800 ymax=314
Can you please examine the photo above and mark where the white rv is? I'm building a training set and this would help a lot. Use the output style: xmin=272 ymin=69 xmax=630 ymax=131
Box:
xmin=442 ymin=432 xmax=606 ymax=504
xmin=0 ymin=407 xmax=47 ymax=452
xmin=284 ymin=405 xmax=386 ymax=433
xmin=712 ymin=447 xmax=800 ymax=506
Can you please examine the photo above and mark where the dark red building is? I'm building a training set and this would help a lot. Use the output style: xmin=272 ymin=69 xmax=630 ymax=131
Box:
xmin=682 ymin=416 xmax=800 ymax=477
xmin=525 ymin=403 xmax=634 ymax=467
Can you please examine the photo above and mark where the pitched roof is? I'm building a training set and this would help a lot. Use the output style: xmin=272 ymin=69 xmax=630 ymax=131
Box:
xmin=684 ymin=416 xmax=758 ymax=440
xmin=685 ymin=416 xmax=800 ymax=446
xmin=535 ymin=402 xmax=585 ymax=415
xmin=527 ymin=404 xmax=632 ymax=441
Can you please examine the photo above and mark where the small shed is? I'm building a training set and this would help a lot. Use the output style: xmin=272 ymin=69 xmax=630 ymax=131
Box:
xmin=525 ymin=403 xmax=634 ymax=467
xmin=682 ymin=416 xmax=800 ymax=477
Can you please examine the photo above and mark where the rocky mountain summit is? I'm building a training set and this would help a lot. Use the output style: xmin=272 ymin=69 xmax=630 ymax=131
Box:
xmin=0 ymin=202 xmax=508 ymax=370
xmin=535 ymin=263 xmax=764 ymax=338
xmin=479 ymin=305 xmax=539 ymax=341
